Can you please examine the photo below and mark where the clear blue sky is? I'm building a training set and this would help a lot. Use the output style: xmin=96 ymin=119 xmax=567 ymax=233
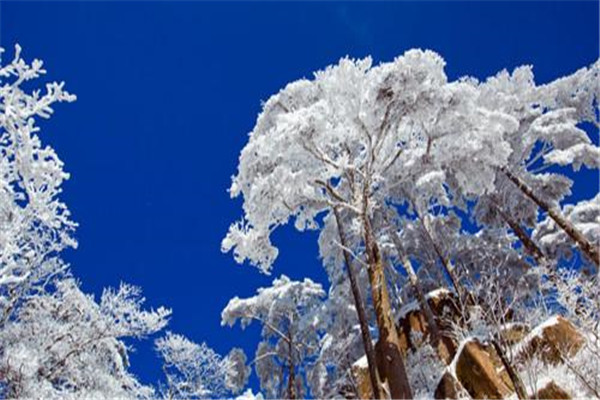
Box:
xmin=1 ymin=0 xmax=598 ymax=392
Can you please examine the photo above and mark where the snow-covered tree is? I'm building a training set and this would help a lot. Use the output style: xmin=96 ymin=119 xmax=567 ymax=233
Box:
xmin=0 ymin=45 xmax=77 ymax=323
xmin=155 ymin=332 xmax=248 ymax=399
xmin=222 ymin=275 xmax=325 ymax=399
xmin=534 ymin=193 xmax=600 ymax=275
xmin=223 ymin=49 xmax=600 ymax=399
xmin=0 ymin=278 xmax=170 ymax=399
xmin=471 ymin=62 xmax=600 ymax=267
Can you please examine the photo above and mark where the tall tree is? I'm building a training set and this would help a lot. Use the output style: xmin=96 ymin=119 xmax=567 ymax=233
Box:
xmin=0 ymin=45 xmax=77 ymax=323
xmin=222 ymin=276 xmax=325 ymax=399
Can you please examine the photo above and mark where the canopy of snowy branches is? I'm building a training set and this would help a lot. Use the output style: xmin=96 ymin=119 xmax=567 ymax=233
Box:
xmin=223 ymin=49 xmax=599 ymax=276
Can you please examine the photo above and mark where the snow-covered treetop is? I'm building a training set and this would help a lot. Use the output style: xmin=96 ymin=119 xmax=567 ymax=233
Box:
xmin=223 ymin=49 xmax=598 ymax=275
xmin=155 ymin=332 xmax=244 ymax=399
xmin=0 ymin=44 xmax=77 ymax=291
xmin=534 ymin=193 xmax=600 ymax=265
xmin=221 ymin=275 xmax=325 ymax=333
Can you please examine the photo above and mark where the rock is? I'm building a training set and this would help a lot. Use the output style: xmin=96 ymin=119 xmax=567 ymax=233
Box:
xmin=434 ymin=371 xmax=465 ymax=399
xmin=454 ymin=339 xmax=513 ymax=399
xmin=500 ymin=322 xmax=530 ymax=345
xmin=532 ymin=381 xmax=571 ymax=399
xmin=396 ymin=288 xmax=461 ymax=360
xmin=351 ymin=356 xmax=374 ymax=399
xmin=516 ymin=316 xmax=584 ymax=365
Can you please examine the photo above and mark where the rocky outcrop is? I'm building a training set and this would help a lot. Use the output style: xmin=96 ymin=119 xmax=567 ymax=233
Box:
xmin=499 ymin=322 xmax=530 ymax=345
xmin=532 ymin=380 xmax=571 ymax=399
xmin=351 ymin=356 xmax=375 ymax=399
xmin=515 ymin=315 xmax=584 ymax=365
xmin=434 ymin=371 xmax=465 ymax=399
xmin=353 ymin=294 xmax=586 ymax=400
xmin=453 ymin=339 xmax=513 ymax=399
xmin=396 ymin=288 xmax=460 ymax=360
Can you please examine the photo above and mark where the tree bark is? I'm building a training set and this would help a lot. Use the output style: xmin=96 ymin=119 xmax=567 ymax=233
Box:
xmin=492 ymin=200 xmax=547 ymax=265
xmin=388 ymin=226 xmax=451 ymax=364
xmin=491 ymin=338 xmax=528 ymax=400
xmin=420 ymin=216 xmax=462 ymax=298
xmin=402 ymin=256 xmax=453 ymax=364
xmin=500 ymin=166 xmax=599 ymax=267
xmin=363 ymin=212 xmax=413 ymax=399
xmin=333 ymin=207 xmax=383 ymax=399
xmin=287 ymin=332 xmax=296 ymax=400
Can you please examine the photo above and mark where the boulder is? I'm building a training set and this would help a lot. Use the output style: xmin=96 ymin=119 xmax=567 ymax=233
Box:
xmin=434 ymin=371 xmax=465 ymax=399
xmin=499 ymin=322 xmax=530 ymax=345
xmin=532 ymin=381 xmax=571 ymax=399
xmin=516 ymin=316 xmax=584 ymax=365
xmin=396 ymin=288 xmax=461 ymax=360
xmin=454 ymin=339 xmax=513 ymax=399
xmin=351 ymin=356 xmax=375 ymax=399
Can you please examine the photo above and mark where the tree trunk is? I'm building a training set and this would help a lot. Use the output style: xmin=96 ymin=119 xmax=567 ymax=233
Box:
xmin=492 ymin=201 xmax=547 ymax=265
xmin=420 ymin=216 xmax=462 ymax=298
xmin=402 ymin=256 xmax=453 ymax=364
xmin=287 ymin=332 xmax=296 ymax=400
xmin=491 ymin=338 xmax=528 ymax=400
xmin=363 ymin=213 xmax=413 ymax=399
xmin=333 ymin=207 xmax=383 ymax=399
xmin=418 ymin=215 xmax=477 ymax=319
xmin=388 ymin=226 xmax=451 ymax=364
xmin=500 ymin=166 xmax=599 ymax=267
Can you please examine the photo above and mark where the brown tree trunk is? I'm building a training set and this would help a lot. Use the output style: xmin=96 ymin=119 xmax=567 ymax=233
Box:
xmin=388 ymin=225 xmax=451 ymax=364
xmin=492 ymin=201 xmax=547 ymax=265
xmin=491 ymin=339 xmax=528 ymax=400
xmin=287 ymin=332 xmax=296 ymax=400
xmin=363 ymin=212 xmax=413 ymax=399
xmin=500 ymin=166 xmax=600 ymax=267
xmin=492 ymin=201 xmax=563 ymax=285
xmin=402 ymin=256 xmax=453 ymax=364
xmin=420 ymin=216 xmax=462 ymax=298
xmin=333 ymin=207 xmax=383 ymax=399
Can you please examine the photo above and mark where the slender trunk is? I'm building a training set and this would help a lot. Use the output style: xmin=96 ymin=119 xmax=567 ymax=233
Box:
xmin=363 ymin=212 xmax=413 ymax=399
xmin=287 ymin=331 xmax=296 ymax=400
xmin=491 ymin=338 xmax=528 ymax=400
xmin=402 ymin=256 xmax=453 ymax=364
xmin=333 ymin=207 xmax=383 ymax=399
xmin=493 ymin=202 xmax=561 ymax=285
xmin=417 ymin=216 xmax=476 ymax=320
xmin=492 ymin=202 xmax=547 ymax=265
xmin=420 ymin=217 xmax=462 ymax=297
xmin=500 ymin=166 xmax=599 ymax=267
xmin=388 ymin=226 xmax=451 ymax=364
xmin=287 ymin=362 xmax=296 ymax=400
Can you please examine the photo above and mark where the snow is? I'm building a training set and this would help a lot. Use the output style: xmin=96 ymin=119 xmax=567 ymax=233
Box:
xmin=353 ymin=355 xmax=368 ymax=369
xmin=512 ymin=315 xmax=562 ymax=356
xmin=396 ymin=288 xmax=451 ymax=320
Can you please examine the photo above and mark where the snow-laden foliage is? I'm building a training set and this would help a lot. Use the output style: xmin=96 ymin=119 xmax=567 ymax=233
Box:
xmin=0 ymin=45 xmax=77 ymax=319
xmin=224 ymin=50 xmax=598 ymax=275
xmin=222 ymin=275 xmax=325 ymax=398
xmin=155 ymin=332 xmax=248 ymax=399
xmin=224 ymin=48 xmax=599 ymax=399
xmin=222 ymin=50 xmax=521 ymax=274
xmin=534 ymin=194 xmax=600 ymax=269
xmin=0 ymin=278 xmax=170 ymax=399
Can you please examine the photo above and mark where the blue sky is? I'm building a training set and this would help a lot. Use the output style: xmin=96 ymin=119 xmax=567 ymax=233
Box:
xmin=1 ymin=0 xmax=598 ymax=392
